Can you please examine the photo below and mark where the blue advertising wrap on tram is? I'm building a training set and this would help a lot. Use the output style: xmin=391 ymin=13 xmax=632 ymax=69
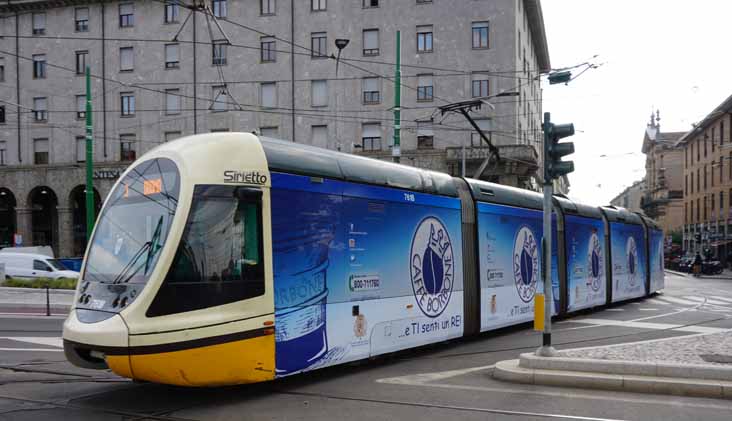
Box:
xmin=610 ymin=222 xmax=647 ymax=302
xmin=649 ymin=229 xmax=665 ymax=292
xmin=565 ymin=215 xmax=607 ymax=312
xmin=270 ymin=172 xmax=463 ymax=376
xmin=477 ymin=202 xmax=558 ymax=332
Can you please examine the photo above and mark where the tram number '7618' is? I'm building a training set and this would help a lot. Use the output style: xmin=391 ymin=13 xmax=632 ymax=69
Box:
xmin=403 ymin=193 xmax=416 ymax=202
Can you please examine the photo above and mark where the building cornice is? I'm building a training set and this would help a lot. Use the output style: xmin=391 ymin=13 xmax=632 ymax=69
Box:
xmin=676 ymin=94 xmax=732 ymax=146
xmin=524 ymin=0 xmax=551 ymax=73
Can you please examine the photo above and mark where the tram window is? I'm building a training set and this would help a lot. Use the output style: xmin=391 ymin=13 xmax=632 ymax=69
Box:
xmin=147 ymin=185 xmax=265 ymax=317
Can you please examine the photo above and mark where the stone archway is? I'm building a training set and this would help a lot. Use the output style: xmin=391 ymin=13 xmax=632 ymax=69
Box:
xmin=0 ymin=188 xmax=16 ymax=248
xmin=28 ymin=186 xmax=59 ymax=255
xmin=69 ymin=185 xmax=102 ymax=256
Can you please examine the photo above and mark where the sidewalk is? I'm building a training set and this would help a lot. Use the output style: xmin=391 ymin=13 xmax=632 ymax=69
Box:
xmin=0 ymin=286 xmax=74 ymax=314
xmin=666 ymin=268 xmax=732 ymax=280
xmin=494 ymin=330 xmax=732 ymax=399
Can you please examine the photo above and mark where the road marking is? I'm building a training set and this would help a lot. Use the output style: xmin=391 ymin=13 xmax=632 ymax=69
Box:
xmin=709 ymin=295 xmax=732 ymax=303
xmin=605 ymin=308 xmax=624 ymax=312
xmin=0 ymin=337 xmax=63 ymax=348
xmin=570 ymin=318 xmax=726 ymax=334
xmin=638 ymin=308 xmax=659 ymax=311
xmin=0 ymin=347 xmax=63 ymax=352
xmin=646 ymin=298 xmax=672 ymax=306
xmin=684 ymin=295 xmax=731 ymax=306
xmin=654 ymin=296 xmax=698 ymax=305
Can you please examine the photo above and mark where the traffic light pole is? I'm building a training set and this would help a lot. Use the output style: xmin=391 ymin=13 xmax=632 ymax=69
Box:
xmin=85 ymin=66 xmax=95 ymax=242
xmin=538 ymin=112 xmax=558 ymax=357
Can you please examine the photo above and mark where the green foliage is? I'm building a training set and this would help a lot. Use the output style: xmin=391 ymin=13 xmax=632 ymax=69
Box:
xmin=3 ymin=277 xmax=78 ymax=290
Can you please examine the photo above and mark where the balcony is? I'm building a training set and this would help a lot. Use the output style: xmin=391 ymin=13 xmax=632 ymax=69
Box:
xmin=445 ymin=144 xmax=539 ymax=178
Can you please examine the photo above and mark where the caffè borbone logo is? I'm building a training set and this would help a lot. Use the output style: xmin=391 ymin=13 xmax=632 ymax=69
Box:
xmin=513 ymin=226 xmax=539 ymax=303
xmin=587 ymin=231 xmax=603 ymax=292
xmin=410 ymin=217 xmax=454 ymax=318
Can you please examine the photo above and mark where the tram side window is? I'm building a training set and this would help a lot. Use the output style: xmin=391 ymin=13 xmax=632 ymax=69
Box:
xmin=147 ymin=185 xmax=265 ymax=317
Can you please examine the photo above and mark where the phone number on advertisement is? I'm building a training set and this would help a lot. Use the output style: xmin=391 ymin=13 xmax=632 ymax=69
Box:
xmin=349 ymin=275 xmax=381 ymax=292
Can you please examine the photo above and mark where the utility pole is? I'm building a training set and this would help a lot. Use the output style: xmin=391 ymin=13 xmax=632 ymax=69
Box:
xmin=536 ymin=112 xmax=574 ymax=357
xmin=85 ymin=66 xmax=94 ymax=241
xmin=393 ymin=31 xmax=401 ymax=163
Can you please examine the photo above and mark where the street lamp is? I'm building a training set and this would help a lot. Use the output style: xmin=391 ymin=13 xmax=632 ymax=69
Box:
xmin=333 ymin=38 xmax=350 ymax=151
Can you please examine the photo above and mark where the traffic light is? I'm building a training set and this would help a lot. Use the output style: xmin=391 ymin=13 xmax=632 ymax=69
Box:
xmin=548 ymin=70 xmax=572 ymax=85
xmin=543 ymin=114 xmax=575 ymax=183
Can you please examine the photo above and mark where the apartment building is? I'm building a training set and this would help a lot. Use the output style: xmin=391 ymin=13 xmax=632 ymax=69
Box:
xmin=610 ymin=178 xmax=645 ymax=214
xmin=640 ymin=112 xmax=684 ymax=237
xmin=0 ymin=0 xmax=550 ymax=257
xmin=678 ymin=94 xmax=732 ymax=262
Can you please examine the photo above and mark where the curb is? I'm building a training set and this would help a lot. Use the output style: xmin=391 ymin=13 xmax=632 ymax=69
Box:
xmin=520 ymin=353 xmax=732 ymax=382
xmin=493 ymin=355 xmax=732 ymax=399
xmin=664 ymin=269 xmax=687 ymax=277
xmin=494 ymin=359 xmax=732 ymax=399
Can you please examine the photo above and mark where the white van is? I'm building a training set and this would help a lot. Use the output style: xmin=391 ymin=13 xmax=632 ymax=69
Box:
xmin=0 ymin=252 xmax=79 ymax=280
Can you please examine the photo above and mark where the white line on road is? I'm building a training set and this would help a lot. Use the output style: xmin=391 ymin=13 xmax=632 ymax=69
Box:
xmin=0 ymin=337 xmax=63 ymax=348
xmin=569 ymin=318 xmax=726 ymax=334
xmin=638 ymin=308 xmax=659 ymax=311
xmin=646 ymin=298 xmax=672 ymax=306
xmin=684 ymin=296 xmax=731 ymax=306
xmin=709 ymin=295 xmax=732 ymax=303
xmin=654 ymin=296 xmax=698 ymax=306
xmin=605 ymin=308 xmax=624 ymax=312
xmin=0 ymin=347 xmax=63 ymax=352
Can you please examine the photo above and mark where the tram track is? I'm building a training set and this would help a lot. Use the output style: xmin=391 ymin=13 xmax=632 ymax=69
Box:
xmin=274 ymin=390 xmax=628 ymax=421
xmin=0 ymin=394 xmax=200 ymax=421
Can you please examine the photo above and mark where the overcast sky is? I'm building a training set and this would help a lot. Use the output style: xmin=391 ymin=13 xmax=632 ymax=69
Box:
xmin=541 ymin=0 xmax=732 ymax=205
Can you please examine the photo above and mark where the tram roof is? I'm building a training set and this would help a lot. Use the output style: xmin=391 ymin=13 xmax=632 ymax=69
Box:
xmin=464 ymin=178 xmax=544 ymax=210
xmin=259 ymin=137 xmax=458 ymax=197
xmin=599 ymin=205 xmax=644 ymax=225
xmin=553 ymin=195 xmax=604 ymax=219
xmin=640 ymin=215 xmax=662 ymax=231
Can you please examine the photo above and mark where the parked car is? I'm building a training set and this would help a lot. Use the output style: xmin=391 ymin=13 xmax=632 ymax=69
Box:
xmin=0 ymin=252 xmax=79 ymax=280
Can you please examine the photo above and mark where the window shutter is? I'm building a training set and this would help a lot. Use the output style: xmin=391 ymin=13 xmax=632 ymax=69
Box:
xmin=166 ymin=44 xmax=179 ymax=63
xmin=120 ymin=3 xmax=133 ymax=15
xmin=311 ymin=80 xmax=327 ymax=106
xmin=33 ymin=13 xmax=45 ymax=30
xmin=35 ymin=139 xmax=49 ymax=153
xmin=364 ymin=30 xmax=378 ymax=50
xmin=417 ymin=121 xmax=433 ymax=137
xmin=364 ymin=77 xmax=378 ymax=92
xmin=120 ymin=47 xmax=133 ymax=70
xmin=311 ymin=126 xmax=327 ymax=148
xmin=362 ymin=123 xmax=380 ymax=138
xmin=261 ymin=82 xmax=276 ymax=107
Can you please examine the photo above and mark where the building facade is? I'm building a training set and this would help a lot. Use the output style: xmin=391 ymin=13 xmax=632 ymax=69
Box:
xmin=640 ymin=112 xmax=684 ymax=238
xmin=678 ymin=94 xmax=732 ymax=262
xmin=610 ymin=178 xmax=645 ymax=214
xmin=0 ymin=0 xmax=550 ymax=257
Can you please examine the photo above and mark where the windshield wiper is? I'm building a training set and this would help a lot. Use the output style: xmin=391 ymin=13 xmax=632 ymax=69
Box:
xmin=111 ymin=216 xmax=164 ymax=284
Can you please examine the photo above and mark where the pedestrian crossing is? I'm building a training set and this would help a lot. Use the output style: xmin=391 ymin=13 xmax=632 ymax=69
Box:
xmin=612 ymin=293 xmax=732 ymax=313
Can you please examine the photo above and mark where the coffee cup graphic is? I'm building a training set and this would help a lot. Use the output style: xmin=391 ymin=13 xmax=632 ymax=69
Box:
xmin=272 ymin=200 xmax=334 ymax=375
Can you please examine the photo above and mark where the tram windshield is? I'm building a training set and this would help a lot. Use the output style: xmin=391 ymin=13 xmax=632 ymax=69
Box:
xmin=83 ymin=158 xmax=180 ymax=286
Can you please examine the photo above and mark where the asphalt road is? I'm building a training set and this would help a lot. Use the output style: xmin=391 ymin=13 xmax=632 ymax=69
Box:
xmin=2 ymin=272 xmax=732 ymax=420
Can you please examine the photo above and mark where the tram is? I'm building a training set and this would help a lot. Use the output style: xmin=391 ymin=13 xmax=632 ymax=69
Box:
xmin=62 ymin=133 xmax=665 ymax=386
